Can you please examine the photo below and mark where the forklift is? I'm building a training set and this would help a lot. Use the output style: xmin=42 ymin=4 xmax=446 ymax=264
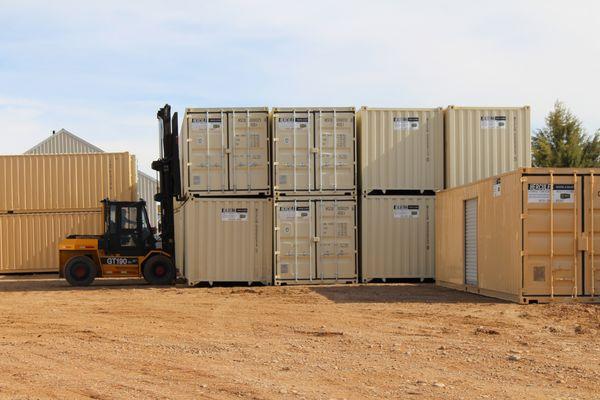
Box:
xmin=58 ymin=105 xmax=182 ymax=286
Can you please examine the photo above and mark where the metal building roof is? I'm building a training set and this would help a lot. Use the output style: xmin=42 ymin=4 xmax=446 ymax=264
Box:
xmin=24 ymin=128 xmax=105 ymax=154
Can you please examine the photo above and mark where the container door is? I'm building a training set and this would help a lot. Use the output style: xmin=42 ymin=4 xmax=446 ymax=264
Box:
xmin=464 ymin=198 xmax=478 ymax=286
xmin=315 ymin=111 xmax=355 ymax=192
xmin=273 ymin=111 xmax=314 ymax=192
xmin=229 ymin=111 xmax=269 ymax=192
xmin=583 ymin=174 xmax=600 ymax=297
xmin=522 ymin=174 xmax=581 ymax=297
xmin=186 ymin=112 xmax=228 ymax=192
xmin=315 ymin=200 xmax=357 ymax=280
xmin=275 ymin=200 xmax=315 ymax=281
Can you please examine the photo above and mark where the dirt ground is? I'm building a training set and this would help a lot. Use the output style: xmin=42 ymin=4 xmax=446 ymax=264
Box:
xmin=0 ymin=276 xmax=599 ymax=400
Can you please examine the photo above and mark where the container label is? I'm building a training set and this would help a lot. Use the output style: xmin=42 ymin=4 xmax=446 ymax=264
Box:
xmin=279 ymin=206 xmax=310 ymax=220
xmin=393 ymin=204 xmax=419 ymax=218
xmin=191 ymin=117 xmax=222 ymax=130
xmin=492 ymin=178 xmax=501 ymax=197
xmin=221 ymin=208 xmax=248 ymax=221
xmin=480 ymin=116 xmax=507 ymax=129
xmin=278 ymin=117 xmax=308 ymax=129
xmin=393 ymin=117 xmax=419 ymax=131
xmin=527 ymin=183 xmax=575 ymax=203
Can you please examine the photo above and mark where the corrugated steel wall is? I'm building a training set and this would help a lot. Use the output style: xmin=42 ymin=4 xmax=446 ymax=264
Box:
xmin=181 ymin=198 xmax=273 ymax=285
xmin=358 ymin=108 xmax=444 ymax=192
xmin=445 ymin=106 xmax=531 ymax=188
xmin=0 ymin=153 xmax=137 ymax=212
xmin=0 ymin=211 xmax=103 ymax=272
xmin=361 ymin=196 xmax=435 ymax=281
xmin=137 ymin=171 xmax=159 ymax=227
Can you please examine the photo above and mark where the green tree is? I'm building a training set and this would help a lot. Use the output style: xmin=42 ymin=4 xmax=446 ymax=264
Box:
xmin=532 ymin=101 xmax=600 ymax=167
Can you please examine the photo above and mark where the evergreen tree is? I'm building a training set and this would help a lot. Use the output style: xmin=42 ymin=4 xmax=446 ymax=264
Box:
xmin=532 ymin=101 xmax=600 ymax=167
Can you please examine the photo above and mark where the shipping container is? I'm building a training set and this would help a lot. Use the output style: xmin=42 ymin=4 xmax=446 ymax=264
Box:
xmin=445 ymin=106 xmax=531 ymax=188
xmin=436 ymin=168 xmax=600 ymax=303
xmin=24 ymin=129 xmax=159 ymax=227
xmin=361 ymin=195 xmax=435 ymax=281
xmin=274 ymin=197 xmax=357 ymax=284
xmin=0 ymin=210 xmax=103 ymax=273
xmin=0 ymin=153 xmax=137 ymax=213
xmin=272 ymin=108 xmax=356 ymax=195
xmin=174 ymin=202 xmax=185 ymax=277
xmin=357 ymin=107 xmax=443 ymax=193
xmin=179 ymin=198 xmax=272 ymax=285
xmin=181 ymin=108 xmax=270 ymax=196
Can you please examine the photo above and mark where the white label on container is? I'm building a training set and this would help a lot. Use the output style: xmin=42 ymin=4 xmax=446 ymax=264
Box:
xmin=221 ymin=208 xmax=248 ymax=221
xmin=279 ymin=206 xmax=310 ymax=220
xmin=191 ymin=117 xmax=222 ymax=130
xmin=480 ymin=116 xmax=507 ymax=129
xmin=278 ymin=117 xmax=308 ymax=129
xmin=393 ymin=117 xmax=420 ymax=131
xmin=493 ymin=178 xmax=501 ymax=197
xmin=192 ymin=175 xmax=201 ymax=185
xmin=393 ymin=204 xmax=420 ymax=218
xmin=527 ymin=184 xmax=575 ymax=203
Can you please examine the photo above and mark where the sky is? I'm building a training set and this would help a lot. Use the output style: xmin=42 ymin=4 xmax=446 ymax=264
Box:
xmin=1 ymin=0 xmax=599 ymax=174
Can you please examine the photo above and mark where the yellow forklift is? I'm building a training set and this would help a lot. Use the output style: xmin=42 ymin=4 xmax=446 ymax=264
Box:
xmin=58 ymin=105 xmax=182 ymax=286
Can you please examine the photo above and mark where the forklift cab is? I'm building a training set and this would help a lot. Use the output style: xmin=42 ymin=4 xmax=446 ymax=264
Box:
xmin=102 ymin=199 xmax=157 ymax=256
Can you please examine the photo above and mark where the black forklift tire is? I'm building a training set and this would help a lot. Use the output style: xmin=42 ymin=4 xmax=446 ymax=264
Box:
xmin=143 ymin=255 xmax=176 ymax=285
xmin=64 ymin=256 xmax=97 ymax=286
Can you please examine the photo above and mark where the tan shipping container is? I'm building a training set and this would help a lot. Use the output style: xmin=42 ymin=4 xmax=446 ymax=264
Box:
xmin=174 ymin=203 xmax=185 ymax=276
xmin=436 ymin=168 xmax=600 ymax=304
xmin=180 ymin=198 xmax=272 ymax=285
xmin=0 ymin=153 xmax=137 ymax=213
xmin=445 ymin=106 xmax=531 ymax=188
xmin=0 ymin=211 xmax=103 ymax=273
xmin=361 ymin=195 xmax=435 ymax=281
xmin=181 ymin=108 xmax=271 ymax=195
xmin=274 ymin=197 xmax=357 ymax=284
xmin=358 ymin=107 xmax=444 ymax=192
xmin=272 ymin=108 xmax=356 ymax=195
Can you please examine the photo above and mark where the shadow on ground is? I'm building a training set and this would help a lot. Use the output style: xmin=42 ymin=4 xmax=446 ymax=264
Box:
xmin=310 ymin=283 xmax=506 ymax=304
xmin=0 ymin=273 xmax=174 ymax=292
xmin=0 ymin=274 xmax=505 ymax=305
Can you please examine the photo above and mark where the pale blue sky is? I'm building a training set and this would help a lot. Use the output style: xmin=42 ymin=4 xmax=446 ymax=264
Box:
xmin=1 ymin=0 xmax=599 ymax=173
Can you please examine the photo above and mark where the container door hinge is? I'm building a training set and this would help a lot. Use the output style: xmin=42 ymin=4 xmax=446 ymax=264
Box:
xmin=520 ymin=213 xmax=527 ymax=219
xmin=520 ymin=250 xmax=526 ymax=257
xmin=313 ymin=237 xmax=320 ymax=242
xmin=520 ymin=177 xmax=528 ymax=183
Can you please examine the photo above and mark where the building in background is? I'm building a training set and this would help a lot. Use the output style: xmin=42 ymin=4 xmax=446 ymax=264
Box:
xmin=24 ymin=129 xmax=159 ymax=227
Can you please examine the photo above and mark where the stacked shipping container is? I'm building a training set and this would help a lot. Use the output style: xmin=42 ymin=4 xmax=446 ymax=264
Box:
xmin=272 ymin=108 xmax=358 ymax=284
xmin=444 ymin=106 xmax=531 ymax=188
xmin=357 ymin=107 xmax=441 ymax=281
xmin=177 ymin=108 xmax=273 ymax=285
xmin=0 ymin=153 xmax=137 ymax=272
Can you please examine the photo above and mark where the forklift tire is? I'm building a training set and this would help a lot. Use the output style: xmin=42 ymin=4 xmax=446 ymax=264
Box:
xmin=64 ymin=256 xmax=97 ymax=287
xmin=143 ymin=255 xmax=176 ymax=285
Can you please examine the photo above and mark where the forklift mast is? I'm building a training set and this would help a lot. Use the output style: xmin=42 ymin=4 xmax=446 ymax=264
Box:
xmin=151 ymin=104 xmax=182 ymax=258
